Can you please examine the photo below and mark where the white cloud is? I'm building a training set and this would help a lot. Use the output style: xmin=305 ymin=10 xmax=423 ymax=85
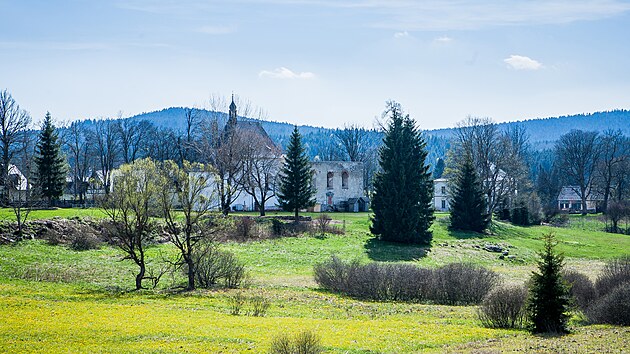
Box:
xmin=434 ymin=36 xmax=452 ymax=43
xmin=394 ymin=31 xmax=409 ymax=38
xmin=197 ymin=25 xmax=234 ymax=35
xmin=258 ymin=67 xmax=316 ymax=79
xmin=504 ymin=55 xmax=543 ymax=70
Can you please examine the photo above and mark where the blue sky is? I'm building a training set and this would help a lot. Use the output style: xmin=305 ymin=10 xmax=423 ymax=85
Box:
xmin=2 ymin=0 xmax=630 ymax=129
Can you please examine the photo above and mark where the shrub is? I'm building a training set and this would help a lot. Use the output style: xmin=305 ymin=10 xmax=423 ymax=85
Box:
xmin=248 ymin=295 xmax=271 ymax=317
xmin=314 ymin=257 xmax=497 ymax=304
xmin=227 ymin=292 xmax=246 ymax=315
xmin=314 ymin=213 xmax=332 ymax=236
xmin=478 ymin=285 xmax=528 ymax=328
xmin=431 ymin=263 xmax=500 ymax=305
xmin=586 ymin=282 xmax=630 ymax=325
xmin=595 ymin=257 xmax=630 ymax=297
xmin=314 ymin=256 xmax=353 ymax=293
xmin=193 ymin=245 xmax=248 ymax=289
xmin=270 ymin=331 xmax=322 ymax=354
xmin=70 ymin=233 xmax=101 ymax=251
xmin=562 ymin=270 xmax=597 ymax=311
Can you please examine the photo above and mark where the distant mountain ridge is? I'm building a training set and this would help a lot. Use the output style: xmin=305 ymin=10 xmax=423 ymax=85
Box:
xmin=126 ymin=107 xmax=630 ymax=151
xmin=427 ymin=110 xmax=630 ymax=147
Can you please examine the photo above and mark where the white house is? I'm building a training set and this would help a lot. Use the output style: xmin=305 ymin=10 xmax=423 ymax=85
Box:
xmin=557 ymin=186 xmax=602 ymax=213
xmin=433 ymin=178 xmax=450 ymax=212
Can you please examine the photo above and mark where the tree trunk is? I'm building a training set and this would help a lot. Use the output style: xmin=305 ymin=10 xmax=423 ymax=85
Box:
xmin=294 ymin=208 xmax=299 ymax=222
xmin=186 ymin=257 xmax=195 ymax=291
xmin=135 ymin=263 xmax=145 ymax=290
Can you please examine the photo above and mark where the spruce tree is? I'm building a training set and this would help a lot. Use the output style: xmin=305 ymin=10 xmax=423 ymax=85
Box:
xmin=527 ymin=233 xmax=570 ymax=334
xmin=277 ymin=126 xmax=315 ymax=221
xmin=35 ymin=112 xmax=66 ymax=206
xmin=449 ymin=155 xmax=490 ymax=232
xmin=370 ymin=101 xmax=434 ymax=244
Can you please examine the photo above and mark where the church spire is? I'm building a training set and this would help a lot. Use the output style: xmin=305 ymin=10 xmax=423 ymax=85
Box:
xmin=225 ymin=93 xmax=238 ymax=136
xmin=229 ymin=93 xmax=237 ymax=124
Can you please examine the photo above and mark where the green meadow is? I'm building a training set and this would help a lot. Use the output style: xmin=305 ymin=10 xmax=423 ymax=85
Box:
xmin=0 ymin=210 xmax=628 ymax=353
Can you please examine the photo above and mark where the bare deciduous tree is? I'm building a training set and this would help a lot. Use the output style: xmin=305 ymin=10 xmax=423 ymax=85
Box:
xmin=241 ymin=130 xmax=282 ymax=216
xmin=115 ymin=115 xmax=153 ymax=164
xmin=596 ymin=130 xmax=628 ymax=212
xmin=146 ymin=126 xmax=178 ymax=162
xmin=555 ymin=130 xmax=601 ymax=215
xmin=334 ymin=124 xmax=369 ymax=162
xmin=91 ymin=118 xmax=120 ymax=193
xmin=197 ymin=94 xmax=263 ymax=215
xmin=177 ymin=107 xmax=202 ymax=164
xmin=62 ymin=121 xmax=92 ymax=203
xmin=0 ymin=89 xmax=31 ymax=204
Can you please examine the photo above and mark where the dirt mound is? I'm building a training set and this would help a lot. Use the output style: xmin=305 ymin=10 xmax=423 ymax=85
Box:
xmin=0 ymin=217 xmax=105 ymax=245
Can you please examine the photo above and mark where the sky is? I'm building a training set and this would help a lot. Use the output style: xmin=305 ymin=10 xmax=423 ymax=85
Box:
xmin=2 ymin=0 xmax=630 ymax=130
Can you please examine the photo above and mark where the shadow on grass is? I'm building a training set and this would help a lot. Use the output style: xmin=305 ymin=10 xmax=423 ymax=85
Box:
xmin=364 ymin=238 xmax=428 ymax=262
xmin=437 ymin=217 xmax=489 ymax=240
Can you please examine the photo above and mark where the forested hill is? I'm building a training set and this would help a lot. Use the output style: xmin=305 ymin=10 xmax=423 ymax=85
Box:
xmin=427 ymin=110 xmax=630 ymax=147
xmin=126 ymin=108 xmax=630 ymax=157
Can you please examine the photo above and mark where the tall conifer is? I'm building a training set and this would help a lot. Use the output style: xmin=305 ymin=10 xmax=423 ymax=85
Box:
xmin=277 ymin=126 xmax=315 ymax=221
xmin=527 ymin=233 xmax=570 ymax=334
xmin=449 ymin=155 xmax=490 ymax=232
xmin=370 ymin=101 xmax=434 ymax=244
xmin=35 ymin=112 xmax=66 ymax=206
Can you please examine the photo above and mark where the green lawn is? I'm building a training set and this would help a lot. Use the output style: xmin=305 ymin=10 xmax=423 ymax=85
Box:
xmin=0 ymin=210 xmax=628 ymax=353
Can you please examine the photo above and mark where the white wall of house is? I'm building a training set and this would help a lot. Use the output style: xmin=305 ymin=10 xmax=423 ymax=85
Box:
xmin=433 ymin=178 xmax=450 ymax=211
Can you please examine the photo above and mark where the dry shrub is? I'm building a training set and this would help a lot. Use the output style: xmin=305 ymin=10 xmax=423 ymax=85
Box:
xmin=595 ymin=257 xmax=630 ymax=297
xmin=586 ymin=282 xmax=630 ymax=325
xmin=248 ymin=295 xmax=271 ymax=317
xmin=314 ymin=257 xmax=498 ymax=305
xmin=478 ymin=285 xmax=528 ymax=328
xmin=70 ymin=233 xmax=101 ymax=251
xmin=193 ymin=243 xmax=248 ymax=289
xmin=228 ymin=292 xmax=246 ymax=315
xmin=270 ymin=331 xmax=322 ymax=354
xmin=562 ymin=270 xmax=597 ymax=311
xmin=313 ymin=256 xmax=357 ymax=293
xmin=431 ymin=263 xmax=500 ymax=305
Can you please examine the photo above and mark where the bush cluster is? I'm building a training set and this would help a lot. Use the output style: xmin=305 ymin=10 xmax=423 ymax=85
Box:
xmin=314 ymin=257 xmax=499 ymax=305
xmin=193 ymin=244 xmax=248 ymax=289
xmin=561 ymin=270 xmax=597 ymax=311
xmin=585 ymin=257 xmax=630 ymax=325
xmin=70 ymin=233 xmax=102 ymax=251
xmin=477 ymin=285 xmax=528 ymax=328
xmin=558 ymin=258 xmax=630 ymax=326
xmin=270 ymin=331 xmax=322 ymax=354
xmin=227 ymin=292 xmax=271 ymax=317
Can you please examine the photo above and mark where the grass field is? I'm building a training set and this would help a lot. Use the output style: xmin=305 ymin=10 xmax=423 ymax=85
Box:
xmin=0 ymin=210 xmax=628 ymax=353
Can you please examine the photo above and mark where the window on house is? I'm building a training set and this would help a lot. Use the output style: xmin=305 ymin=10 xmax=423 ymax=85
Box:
xmin=342 ymin=171 xmax=349 ymax=189
xmin=327 ymin=172 xmax=334 ymax=189
xmin=441 ymin=186 xmax=446 ymax=194
xmin=441 ymin=199 xmax=446 ymax=209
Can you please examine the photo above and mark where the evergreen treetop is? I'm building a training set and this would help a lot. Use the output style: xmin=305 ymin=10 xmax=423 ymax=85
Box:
xmin=449 ymin=154 xmax=490 ymax=232
xmin=277 ymin=126 xmax=315 ymax=221
xmin=35 ymin=112 xmax=66 ymax=206
xmin=370 ymin=101 xmax=434 ymax=244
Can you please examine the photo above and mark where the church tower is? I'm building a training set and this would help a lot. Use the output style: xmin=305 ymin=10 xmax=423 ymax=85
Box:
xmin=228 ymin=94 xmax=237 ymax=127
